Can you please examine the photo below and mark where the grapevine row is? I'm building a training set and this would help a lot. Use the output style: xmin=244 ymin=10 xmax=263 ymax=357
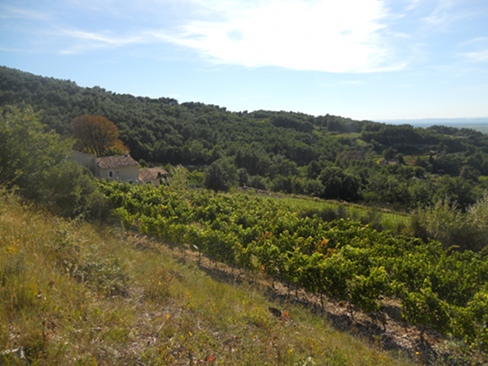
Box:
xmin=100 ymin=181 xmax=488 ymax=351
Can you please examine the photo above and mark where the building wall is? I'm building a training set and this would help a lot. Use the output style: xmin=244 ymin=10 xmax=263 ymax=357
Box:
xmin=71 ymin=151 xmax=95 ymax=172
xmin=98 ymin=166 xmax=139 ymax=183
xmin=72 ymin=151 xmax=140 ymax=183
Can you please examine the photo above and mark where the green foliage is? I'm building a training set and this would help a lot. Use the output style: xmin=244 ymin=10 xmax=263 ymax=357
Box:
xmin=100 ymin=182 xmax=488 ymax=353
xmin=0 ymin=105 xmax=70 ymax=198
xmin=347 ymin=266 xmax=390 ymax=315
xmin=415 ymin=195 xmax=488 ymax=251
xmin=166 ymin=165 xmax=190 ymax=191
xmin=466 ymin=192 xmax=488 ymax=250
xmin=0 ymin=105 xmax=108 ymax=218
xmin=417 ymin=198 xmax=464 ymax=248
xmin=3 ymin=66 xmax=488 ymax=210
xmin=204 ymin=157 xmax=238 ymax=191
xmin=0 ymin=188 xmax=414 ymax=366
xmin=319 ymin=166 xmax=361 ymax=201
xmin=400 ymin=278 xmax=451 ymax=335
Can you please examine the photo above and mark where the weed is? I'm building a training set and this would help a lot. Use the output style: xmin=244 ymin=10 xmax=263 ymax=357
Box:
xmin=144 ymin=268 xmax=173 ymax=302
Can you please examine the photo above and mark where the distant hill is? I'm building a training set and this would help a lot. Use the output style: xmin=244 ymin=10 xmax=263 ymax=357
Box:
xmin=3 ymin=65 xmax=488 ymax=210
xmin=0 ymin=65 xmax=363 ymax=165
xmin=380 ymin=118 xmax=488 ymax=133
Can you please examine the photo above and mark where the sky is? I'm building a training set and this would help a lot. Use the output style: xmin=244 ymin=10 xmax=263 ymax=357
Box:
xmin=1 ymin=0 xmax=487 ymax=121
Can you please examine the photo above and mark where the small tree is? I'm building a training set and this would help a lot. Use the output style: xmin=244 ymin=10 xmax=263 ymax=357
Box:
xmin=204 ymin=158 xmax=237 ymax=191
xmin=71 ymin=115 xmax=127 ymax=156
xmin=168 ymin=165 xmax=189 ymax=191
xmin=0 ymin=105 xmax=107 ymax=218
xmin=417 ymin=198 xmax=464 ymax=248
xmin=465 ymin=192 xmax=488 ymax=251
xmin=319 ymin=166 xmax=361 ymax=201
xmin=0 ymin=105 xmax=70 ymax=198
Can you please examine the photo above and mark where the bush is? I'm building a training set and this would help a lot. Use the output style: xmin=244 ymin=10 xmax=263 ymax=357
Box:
xmin=0 ymin=105 xmax=109 ymax=219
xmin=415 ymin=194 xmax=488 ymax=251
xmin=204 ymin=158 xmax=238 ymax=191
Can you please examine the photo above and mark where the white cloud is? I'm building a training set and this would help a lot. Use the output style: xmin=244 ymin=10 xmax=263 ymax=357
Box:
xmin=3 ymin=0 xmax=406 ymax=72
xmin=406 ymin=0 xmax=422 ymax=11
xmin=56 ymin=28 xmax=146 ymax=55
xmin=461 ymin=37 xmax=488 ymax=45
xmin=342 ymin=80 xmax=363 ymax=85
xmin=422 ymin=0 xmax=483 ymax=29
xmin=318 ymin=79 xmax=364 ymax=87
xmin=463 ymin=50 xmax=488 ymax=63
xmin=423 ymin=1 xmax=452 ymax=25
xmin=0 ymin=4 xmax=50 ymax=21
xmin=160 ymin=0 xmax=405 ymax=73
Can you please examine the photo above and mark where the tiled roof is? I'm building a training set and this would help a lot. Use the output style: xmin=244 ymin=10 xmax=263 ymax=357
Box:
xmin=96 ymin=155 xmax=139 ymax=169
xmin=139 ymin=167 xmax=168 ymax=182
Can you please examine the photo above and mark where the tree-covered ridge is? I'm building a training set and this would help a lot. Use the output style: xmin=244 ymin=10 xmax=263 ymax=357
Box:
xmin=0 ymin=66 xmax=352 ymax=164
xmin=2 ymin=65 xmax=488 ymax=210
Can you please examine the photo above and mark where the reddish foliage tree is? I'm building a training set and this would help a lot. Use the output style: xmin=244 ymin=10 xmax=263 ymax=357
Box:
xmin=71 ymin=115 xmax=127 ymax=156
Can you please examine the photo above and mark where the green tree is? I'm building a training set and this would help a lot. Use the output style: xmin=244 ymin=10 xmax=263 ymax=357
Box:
xmin=0 ymin=105 xmax=107 ymax=218
xmin=382 ymin=147 xmax=397 ymax=160
xmin=204 ymin=158 xmax=238 ymax=191
xmin=41 ymin=160 xmax=108 ymax=218
xmin=319 ymin=166 xmax=361 ymax=201
xmin=0 ymin=105 xmax=70 ymax=199
xmin=465 ymin=192 xmax=488 ymax=251
xmin=167 ymin=165 xmax=190 ymax=191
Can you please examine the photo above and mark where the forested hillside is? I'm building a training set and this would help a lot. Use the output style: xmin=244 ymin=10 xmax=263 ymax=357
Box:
xmin=2 ymin=65 xmax=488 ymax=211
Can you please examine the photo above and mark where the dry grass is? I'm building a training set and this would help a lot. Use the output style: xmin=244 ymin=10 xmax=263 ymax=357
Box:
xmin=0 ymin=192 xmax=413 ymax=365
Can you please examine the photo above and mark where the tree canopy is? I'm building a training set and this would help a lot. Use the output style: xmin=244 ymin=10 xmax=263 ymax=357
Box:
xmin=0 ymin=105 xmax=107 ymax=218
xmin=71 ymin=115 xmax=127 ymax=156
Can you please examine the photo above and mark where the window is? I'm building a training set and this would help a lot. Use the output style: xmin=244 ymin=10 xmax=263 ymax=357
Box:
xmin=108 ymin=170 xmax=114 ymax=179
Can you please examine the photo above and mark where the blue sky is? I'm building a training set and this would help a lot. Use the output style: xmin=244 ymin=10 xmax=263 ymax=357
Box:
xmin=1 ymin=0 xmax=487 ymax=121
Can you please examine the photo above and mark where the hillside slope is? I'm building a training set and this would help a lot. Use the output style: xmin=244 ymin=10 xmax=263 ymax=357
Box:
xmin=0 ymin=192 xmax=415 ymax=365
xmin=3 ymin=66 xmax=488 ymax=211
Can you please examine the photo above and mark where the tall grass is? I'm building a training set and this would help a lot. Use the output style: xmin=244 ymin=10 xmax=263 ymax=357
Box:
xmin=278 ymin=194 xmax=412 ymax=234
xmin=0 ymin=191 xmax=413 ymax=365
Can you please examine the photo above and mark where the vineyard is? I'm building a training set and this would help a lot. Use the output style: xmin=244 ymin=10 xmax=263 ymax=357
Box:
xmin=100 ymin=181 xmax=488 ymax=356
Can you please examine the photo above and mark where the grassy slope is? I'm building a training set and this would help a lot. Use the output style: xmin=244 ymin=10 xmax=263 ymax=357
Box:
xmin=0 ymin=193 xmax=413 ymax=365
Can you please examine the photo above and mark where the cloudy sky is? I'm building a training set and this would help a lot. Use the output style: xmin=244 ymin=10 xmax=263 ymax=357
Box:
xmin=1 ymin=0 xmax=487 ymax=121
